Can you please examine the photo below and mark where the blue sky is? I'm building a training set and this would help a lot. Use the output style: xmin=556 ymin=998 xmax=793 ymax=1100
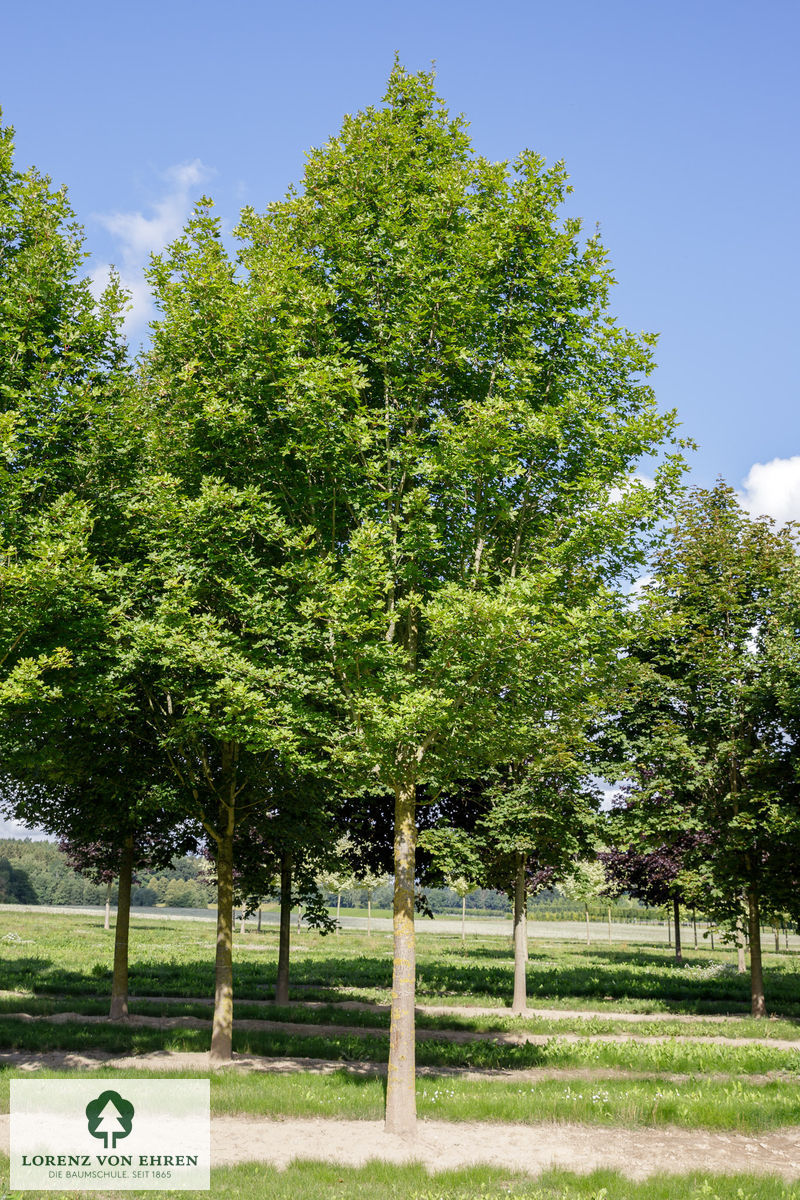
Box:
xmin=4 ymin=0 xmax=798 ymax=509
xmin=2 ymin=0 xmax=798 ymax=838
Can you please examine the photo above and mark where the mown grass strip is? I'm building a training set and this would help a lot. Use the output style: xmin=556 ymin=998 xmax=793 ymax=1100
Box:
xmin=4 ymin=992 xmax=800 ymax=1046
xmin=1 ymin=1011 xmax=799 ymax=1077
xmin=0 ymin=1065 xmax=798 ymax=1132
xmin=0 ymin=1159 xmax=797 ymax=1200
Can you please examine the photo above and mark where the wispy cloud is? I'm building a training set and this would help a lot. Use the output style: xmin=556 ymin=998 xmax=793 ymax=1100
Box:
xmin=90 ymin=159 xmax=216 ymax=341
xmin=738 ymin=456 xmax=800 ymax=525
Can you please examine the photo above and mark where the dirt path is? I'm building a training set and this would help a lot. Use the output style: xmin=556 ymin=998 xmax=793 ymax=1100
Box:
xmin=0 ymin=1109 xmax=799 ymax=1180
xmin=5 ymin=1009 xmax=800 ymax=1052
xmin=1 ymin=1047 xmax=793 ymax=1086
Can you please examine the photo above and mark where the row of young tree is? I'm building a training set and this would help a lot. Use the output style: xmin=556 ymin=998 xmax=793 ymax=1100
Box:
xmin=1 ymin=64 xmax=799 ymax=1136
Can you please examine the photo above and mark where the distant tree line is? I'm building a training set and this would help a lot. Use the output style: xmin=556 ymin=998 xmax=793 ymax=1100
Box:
xmin=0 ymin=840 xmax=213 ymax=909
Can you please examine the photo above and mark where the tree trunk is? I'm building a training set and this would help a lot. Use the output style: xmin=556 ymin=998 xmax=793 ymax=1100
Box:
xmin=673 ymin=897 xmax=682 ymax=964
xmin=774 ymin=925 xmax=779 ymax=953
xmin=692 ymin=908 xmax=698 ymax=949
xmin=296 ymin=906 xmax=302 ymax=932
xmin=275 ymin=853 xmax=292 ymax=1005
xmin=104 ymin=880 xmax=112 ymax=932
xmin=737 ymin=916 xmax=746 ymax=974
xmin=240 ymin=911 xmax=245 ymax=935
xmin=747 ymin=891 xmax=767 ymax=1017
xmin=210 ymin=823 xmax=235 ymax=1063
xmin=109 ymin=836 xmax=134 ymax=1020
xmin=257 ymin=907 xmax=262 ymax=933
xmin=461 ymin=895 xmax=466 ymax=943
xmin=511 ymin=852 xmax=527 ymax=1015
xmin=336 ymin=891 xmax=341 ymax=934
xmin=385 ymin=780 xmax=417 ymax=1137
xmin=710 ymin=927 xmax=714 ymax=951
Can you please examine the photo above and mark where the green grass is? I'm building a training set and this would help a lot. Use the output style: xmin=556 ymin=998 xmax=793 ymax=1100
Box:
xmin=5 ymin=910 xmax=800 ymax=1017
xmin=0 ymin=1159 xmax=798 ymax=1200
xmin=6 ymin=991 xmax=800 ymax=1044
xmin=1 ymin=1012 xmax=799 ymax=1077
xmin=0 ymin=1066 xmax=797 ymax=1133
xmin=3 ymin=910 xmax=800 ymax=1146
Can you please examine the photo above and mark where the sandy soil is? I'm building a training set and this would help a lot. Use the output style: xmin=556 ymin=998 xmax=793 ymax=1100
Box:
xmin=0 ymin=1107 xmax=799 ymax=1180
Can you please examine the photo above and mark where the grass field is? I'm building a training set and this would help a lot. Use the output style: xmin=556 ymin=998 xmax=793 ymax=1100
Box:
xmin=1 ymin=1157 xmax=797 ymax=1200
xmin=1 ymin=908 xmax=800 ymax=1198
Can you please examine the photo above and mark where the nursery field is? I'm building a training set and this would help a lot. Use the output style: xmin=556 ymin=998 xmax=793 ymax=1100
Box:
xmin=1 ymin=909 xmax=800 ymax=1198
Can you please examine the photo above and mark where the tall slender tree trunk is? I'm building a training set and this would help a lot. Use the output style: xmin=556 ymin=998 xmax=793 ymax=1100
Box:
xmin=276 ymin=853 xmax=292 ymax=1004
xmin=461 ymin=895 xmax=466 ymax=943
xmin=736 ymin=915 xmax=747 ymax=974
xmin=210 ymin=819 xmax=235 ymax=1063
xmin=109 ymin=836 xmax=134 ymax=1020
xmin=747 ymin=891 xmax=767 ymax=1017
xmin=104 ymin=880 xmax=112 ymax=932
xmin=673 ymin=897 xmax=682 ymax=964
xmin=240 ymin=911 xmax=246 ymax=935
xmin=385 ymin=779 xmax=417 ymax=1137
xmin=692 ymin=908 xmax=698 ymax=948
xmin=511 ymin=853 xmax=527 ymax=1015
xmin=257 ymin=907 xmax=262 ymax=933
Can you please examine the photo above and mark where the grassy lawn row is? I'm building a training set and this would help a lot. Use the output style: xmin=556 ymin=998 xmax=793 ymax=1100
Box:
xmin=3 ymin=991 xmax=800 ymax=1043
xmin=0 ymin=1066 xmax=798 ymax=1132
xmin=1 ymin=1014 xmax=799 ymax=1076
xmin=1 ymin=1159 xmax=797 ymax=1200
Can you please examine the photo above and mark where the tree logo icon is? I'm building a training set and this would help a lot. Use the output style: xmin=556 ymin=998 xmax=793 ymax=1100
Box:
xmin=85 ymin=1090 xmax=135 ymax=1149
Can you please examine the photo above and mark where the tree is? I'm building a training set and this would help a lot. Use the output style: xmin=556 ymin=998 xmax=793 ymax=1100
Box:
xmin=608 ymin=484 xmax=800 ymax=1016
xmin=317 ymin=835 xmax=357 ymax=933
xmin=237 ymin=64 xmax=682 ymax=1134
xmin=418 ymin=824 xmax=483 ymax=942
xmin=560 ymin=859 xmax=608 ymax=946
xmin=0 ymin=112 xmax=128 ymax=710
xmin=3 ymin=760 xmax=196 ymax=1019
xmin=600 ymin=823 xmax=700 ymax=963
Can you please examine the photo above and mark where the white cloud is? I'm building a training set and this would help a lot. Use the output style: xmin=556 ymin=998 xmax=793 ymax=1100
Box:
xmin=608 ymin=473 xmax=655 ymax=505
xmin=0 ymin=817 xmax=52 ymax=841
xmin=90 ymin=159 xmax=215 ymax=341
xmin=738 ymin=456 xmax=800 ymax=525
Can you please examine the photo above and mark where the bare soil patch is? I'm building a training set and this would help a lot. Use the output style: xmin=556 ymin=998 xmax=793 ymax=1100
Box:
xmin=1 ymin=1110 xmax=799 ymax=1180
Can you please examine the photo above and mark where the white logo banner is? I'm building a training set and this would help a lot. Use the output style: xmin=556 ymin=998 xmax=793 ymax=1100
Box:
xmin=11 ymin=1079 xmax=210 ymax=1190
